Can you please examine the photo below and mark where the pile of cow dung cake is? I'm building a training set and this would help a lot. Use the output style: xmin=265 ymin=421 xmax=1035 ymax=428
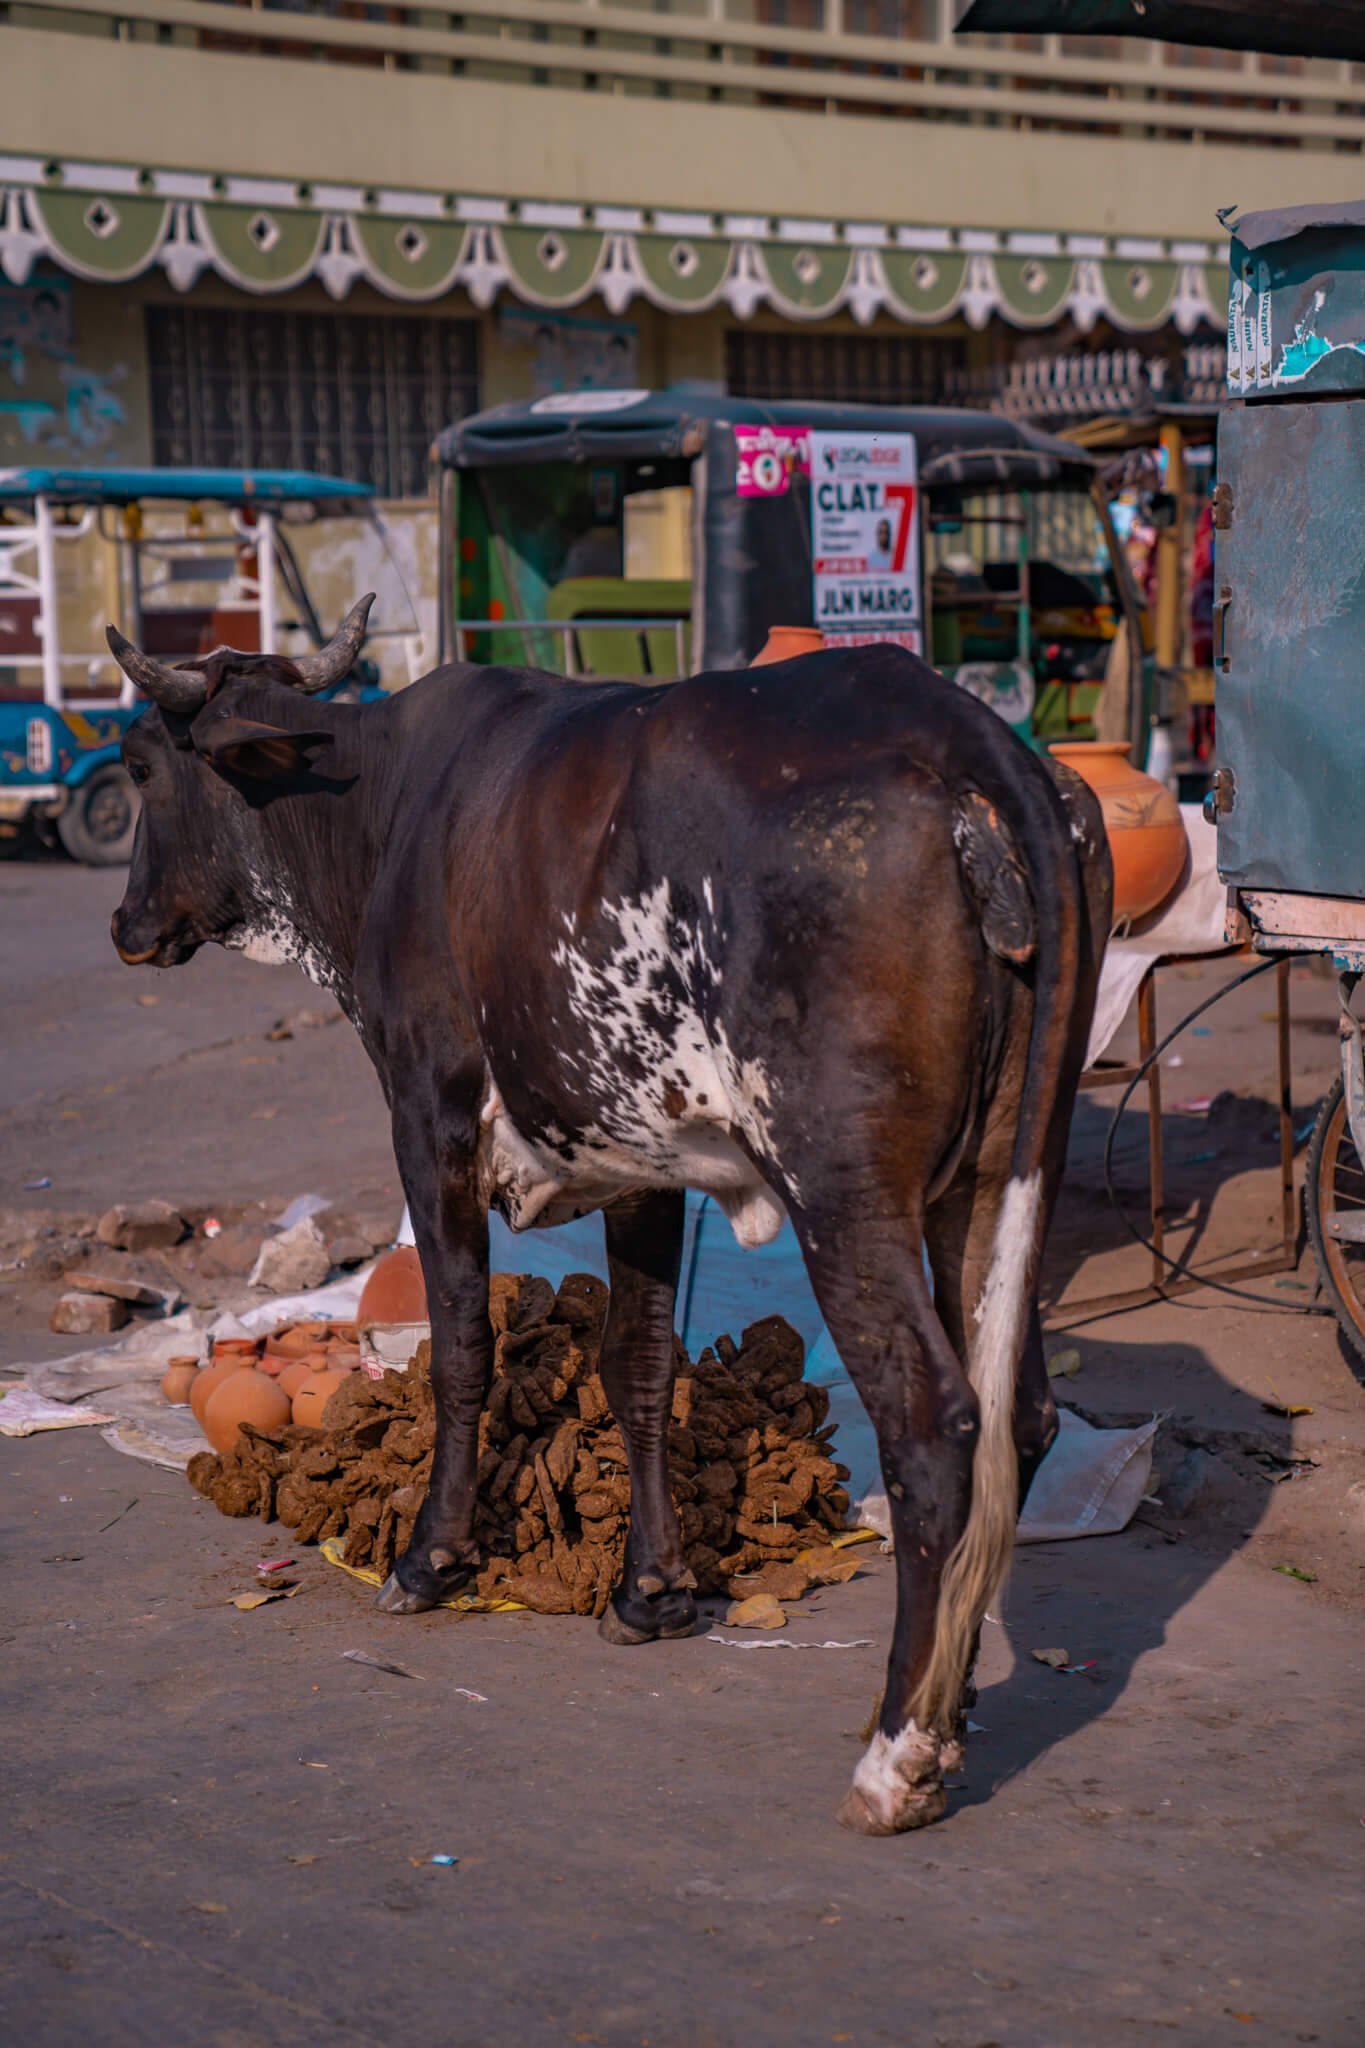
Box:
xmin=187 ymin=1270 xmax=854 ymax=1614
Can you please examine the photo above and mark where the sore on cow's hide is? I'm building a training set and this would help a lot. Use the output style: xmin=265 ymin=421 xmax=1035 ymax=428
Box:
xmin=951 ymin=791 xmax=1037 ymax=966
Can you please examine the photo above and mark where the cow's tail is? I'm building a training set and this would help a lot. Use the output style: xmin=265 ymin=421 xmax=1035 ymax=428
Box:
xmin=910 ymin=784 xmax=1082 ymax=1737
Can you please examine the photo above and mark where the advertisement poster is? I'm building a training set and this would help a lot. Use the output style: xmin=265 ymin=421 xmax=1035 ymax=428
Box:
xmin=808 ymin=430 xmax=921 ymax=653
xmin=734 ymin=422 xmax=810 ymax=498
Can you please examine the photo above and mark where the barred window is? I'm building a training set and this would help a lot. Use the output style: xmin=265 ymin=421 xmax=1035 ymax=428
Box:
xmin=145 ymin=306 xmax=479 ymax=499
xmin=725 ymin=329 xmax=967 ymax=407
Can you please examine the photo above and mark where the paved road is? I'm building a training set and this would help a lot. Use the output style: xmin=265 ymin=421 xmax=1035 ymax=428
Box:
xmin=0 ymin=857 xmax=395 ymax=1215
xmin=1 ymin=853 xmax=1361 ymax=2045
xmin=1 ymin=1422 xmax=1359 ymax=2047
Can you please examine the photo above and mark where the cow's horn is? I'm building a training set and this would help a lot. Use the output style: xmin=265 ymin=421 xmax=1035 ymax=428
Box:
xmin=287 ymin=593 xmax=376 ymax=694
xmin=105 ymin=624 xmax=209 ymax=716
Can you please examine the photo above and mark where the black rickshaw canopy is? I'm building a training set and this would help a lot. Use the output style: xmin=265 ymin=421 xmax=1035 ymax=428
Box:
xmin=436 ymin=391 xmax=1109 ymax=683
xmin=436 ymin=392 xmax=1095 ymax=493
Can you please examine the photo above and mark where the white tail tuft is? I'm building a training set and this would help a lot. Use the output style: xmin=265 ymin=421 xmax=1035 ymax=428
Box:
xmin=911 ymin=1169 xmax=1042 ymax=1732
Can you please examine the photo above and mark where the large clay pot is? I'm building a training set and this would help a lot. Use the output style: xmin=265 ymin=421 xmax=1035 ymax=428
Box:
xmin=191 ymin=1347 xmax=257 ymax=1426
xmin=357 ymin=1247 xmax=427 ymax=1326
xmin=357 ymin=1247 xmax=430 ymax=1376
xmin=202 ymin=1366 xmax=292 ymax=1453
xmin=750 ymin=625 xmax=824 ymax=668
xmin=1048 ymin=741 xmax=1186 ymax=923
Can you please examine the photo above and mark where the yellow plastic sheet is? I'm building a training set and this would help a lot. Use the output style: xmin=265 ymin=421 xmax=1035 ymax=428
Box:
xmin=320 ymin=1522 xmax=876 ymax=1614
xmin=318 ymin=1536 xmax=526 ymax=1613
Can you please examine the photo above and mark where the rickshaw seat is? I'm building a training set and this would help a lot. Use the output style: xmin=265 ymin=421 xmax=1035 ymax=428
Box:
xmin=547 ymin=577 xmax=692 ymax=680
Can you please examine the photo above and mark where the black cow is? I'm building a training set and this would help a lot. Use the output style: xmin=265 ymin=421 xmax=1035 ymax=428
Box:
xmin=108 ymin=597 xmax=1109 ymax=1834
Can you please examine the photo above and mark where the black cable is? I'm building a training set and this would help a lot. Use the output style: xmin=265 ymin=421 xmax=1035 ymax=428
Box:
xmin=1099 ymin=955 xmax=1327 ymax=1314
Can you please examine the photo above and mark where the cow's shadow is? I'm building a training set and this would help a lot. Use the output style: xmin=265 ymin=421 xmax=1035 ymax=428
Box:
xmin=1041 ymin=1091 xmax=1301 ymax=1309
xmin=948 ymin=1322 xmax=1290 ymax=1811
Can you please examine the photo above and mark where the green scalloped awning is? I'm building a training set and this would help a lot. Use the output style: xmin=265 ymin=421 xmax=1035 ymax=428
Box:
xmin=0 ymin=172 xmax=1225 ymax=339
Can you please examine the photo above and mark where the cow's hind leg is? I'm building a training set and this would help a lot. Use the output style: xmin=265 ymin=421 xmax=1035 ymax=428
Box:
xmin=797 ymin=1210 xmax=979 ymax=1834
xmin=927 ymin=1160 xmax=1059 ymax=1522
xmin=596 ymin=1190 xmax=697 ymax=1646
xmin=923 ymin=1159 xmax=1059 ymax=1716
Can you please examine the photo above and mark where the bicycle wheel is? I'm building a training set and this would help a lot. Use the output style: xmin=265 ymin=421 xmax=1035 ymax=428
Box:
xmin=1304 ymin=1075 xmax=1365 ymax=1372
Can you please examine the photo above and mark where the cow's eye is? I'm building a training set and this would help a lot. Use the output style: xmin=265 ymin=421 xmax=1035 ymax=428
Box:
xmin=127 ymin=760 xmax=151 ymax=788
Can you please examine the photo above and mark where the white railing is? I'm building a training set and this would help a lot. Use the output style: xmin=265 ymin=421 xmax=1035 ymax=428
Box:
xmin=8 ymin=0 xmax=1364 ymax=146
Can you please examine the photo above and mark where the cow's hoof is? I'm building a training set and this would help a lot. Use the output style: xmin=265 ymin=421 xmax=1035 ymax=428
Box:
xmin=374 ymin=1571 xmax=436 ymax=1615
xmin=836 ymin=1778 xmax=947 ymax=1836
xmin=597 ymin=1587 xmax=697 ymax=1646
xmin=836 ymin=1722 xmax=949 ymax=1836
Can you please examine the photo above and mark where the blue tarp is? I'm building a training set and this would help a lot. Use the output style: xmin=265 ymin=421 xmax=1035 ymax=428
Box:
xmin=489 ymin=1192 xmax=827 ymax=1357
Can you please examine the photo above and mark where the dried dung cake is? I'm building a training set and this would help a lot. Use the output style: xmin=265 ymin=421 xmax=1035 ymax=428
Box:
xmin=188 ymin=1270 xmax=852 ymax=1614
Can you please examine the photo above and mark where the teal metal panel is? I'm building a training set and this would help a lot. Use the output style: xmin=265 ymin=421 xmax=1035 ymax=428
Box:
xmin=1228 ymin=204 xmax=1365 ymax=398
xmin=1215 ymin=398 xmax=1365 ymax=894
xmin=0 ymin=467 xmax=372 ymax=508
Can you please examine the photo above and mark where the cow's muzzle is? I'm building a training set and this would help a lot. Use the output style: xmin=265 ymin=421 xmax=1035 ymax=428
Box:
xmin=110 ymin=909 xmax=198 ymax=969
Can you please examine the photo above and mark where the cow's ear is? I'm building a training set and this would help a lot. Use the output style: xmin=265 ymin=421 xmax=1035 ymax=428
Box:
xmin=195 ymin=717 xmax=333 ymax=780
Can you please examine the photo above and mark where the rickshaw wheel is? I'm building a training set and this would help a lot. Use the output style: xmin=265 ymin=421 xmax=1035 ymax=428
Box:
xmin=56 ymin=765 xmax=140 ymax=868
xmin=1305 ymin=1077 xmax=1365 ymax=1370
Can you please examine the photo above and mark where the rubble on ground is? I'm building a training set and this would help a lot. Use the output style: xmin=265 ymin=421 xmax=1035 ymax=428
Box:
xmin=49 ymin=1289 xmax=128 ymax=1335
xmin=248 ymin=1215 xmax=331 ymax=1293
xmin=95 ymin=1200 xmax=186 ymax=1253
xmin=187 ymin=1271 xmax=852 ymax=1615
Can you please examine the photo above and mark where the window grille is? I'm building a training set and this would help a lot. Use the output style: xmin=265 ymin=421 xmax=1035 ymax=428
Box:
xmin=146 ymin=305 xmax=479 ymax=499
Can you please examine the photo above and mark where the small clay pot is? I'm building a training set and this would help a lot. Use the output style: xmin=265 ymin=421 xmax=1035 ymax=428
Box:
xmin=292 ymin=1361 xmax=355 ymax=1430
xmin=750 ymin=625 xmax=823 ymax=667
xmin=275 ymin=1356 xmax=316 ymax=1401
xmin=202 ymin=1366 xmax=293 ymax=1454
xmin=357 ymin=1247 xmax=428 ymax=1328
xmin=327 ymin=1342 xmax=362 ymax=1371
xmin=328 ymin=1321 xmax=359 ymax=1345
xmin=160 ymin=1357 xmax=200 ymax=1407
xmin=191 ymin=1349 xmax=256 ymax=1425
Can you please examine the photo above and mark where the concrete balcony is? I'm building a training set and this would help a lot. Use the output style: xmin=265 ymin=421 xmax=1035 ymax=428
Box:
xmin=7 ymin=0 xmax=1364 ymax=154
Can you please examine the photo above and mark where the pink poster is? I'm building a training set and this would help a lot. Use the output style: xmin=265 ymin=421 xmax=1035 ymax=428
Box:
xmin=733 ymin=423 xmax=810 ymax=498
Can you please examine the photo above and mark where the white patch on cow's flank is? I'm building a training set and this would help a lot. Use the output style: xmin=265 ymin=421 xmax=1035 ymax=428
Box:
xmin=476 ymin=879 xmax=796 ymax=1241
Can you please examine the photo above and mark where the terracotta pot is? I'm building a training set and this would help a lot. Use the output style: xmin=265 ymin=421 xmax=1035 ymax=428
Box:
xmin=263 ymin=1324 xmax=321 ymax=1363
xmin=191 ymin=1349 xmax=257 ymax=1425
xmin=357 ymin=1247 xmax=428 ymax=1328
xmin=292 ymin=1361 xmax=355 ymax=1431
xmin=275 ymin=1355 xmax=319 ymax=1401
xmin=750 ymin=625 xmax=824 ymax=668
xmin=160 ymin=1357 xmax=200 ymax=1407
xmin=1048 ymin=741 xmax=1186 ymax=923
xmin=328 ymin=1321 xmax=359 ymax=1345
xmin=327 ymin=1343 xmax=362 ymax=1371
xmin=202 ymin=1366 xmax=292 ymax=1453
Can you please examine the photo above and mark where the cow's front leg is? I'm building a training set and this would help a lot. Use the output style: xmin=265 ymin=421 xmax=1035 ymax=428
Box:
xmin=595 ymin=1190 xmax=697 ymax=1646
xmin=376 ymin=1094 xmax=491 ymax=1616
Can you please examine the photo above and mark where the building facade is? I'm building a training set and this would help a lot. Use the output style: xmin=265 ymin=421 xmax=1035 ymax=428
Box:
xmin=1 ymin=5 xmax=1360 ymax=485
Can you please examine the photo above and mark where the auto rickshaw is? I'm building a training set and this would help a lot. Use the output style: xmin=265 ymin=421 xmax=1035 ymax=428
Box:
xmin=0 ymin=466 xmax=395 ymax=864
xmin=435 ymin=393 xmax=1152 ymax=758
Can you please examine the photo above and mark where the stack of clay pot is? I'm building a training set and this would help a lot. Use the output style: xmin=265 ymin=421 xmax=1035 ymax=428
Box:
xmin=166 ymin=1321 xmax=363 ymax=1451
